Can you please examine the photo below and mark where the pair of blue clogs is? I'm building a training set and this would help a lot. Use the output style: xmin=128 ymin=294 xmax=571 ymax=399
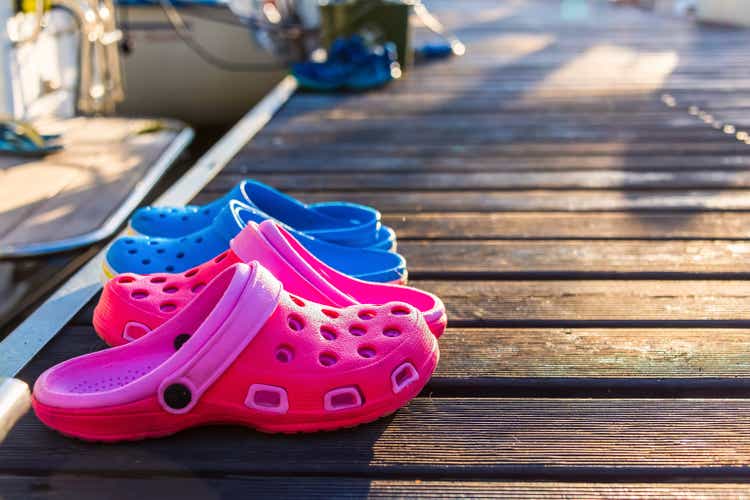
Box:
xmin=292 ymin=35 xmax=401 ymax=91
xmin=105 ymin=180 xmax=405 ymax=283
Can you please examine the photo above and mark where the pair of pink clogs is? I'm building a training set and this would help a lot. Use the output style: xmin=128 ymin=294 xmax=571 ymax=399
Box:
xmin=32 ymin=220 xmax=446 ymax=441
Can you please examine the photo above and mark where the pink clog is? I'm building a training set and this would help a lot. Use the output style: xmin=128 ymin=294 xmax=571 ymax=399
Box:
xmin=93 ymin=220 xmax=446 ymax=347
xmin=34 ymin=262 xmax=439 ymax=441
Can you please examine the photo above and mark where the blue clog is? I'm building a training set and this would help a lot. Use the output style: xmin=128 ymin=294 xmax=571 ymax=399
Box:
xmin=130 ymin=180 xmax=395 ymax=251
xmin=107 ymin=201 xmax=406 ymax=283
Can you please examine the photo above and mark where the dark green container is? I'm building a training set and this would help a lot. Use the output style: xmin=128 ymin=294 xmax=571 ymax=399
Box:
xmin=319 ymin=0 xmax=413 ymax=70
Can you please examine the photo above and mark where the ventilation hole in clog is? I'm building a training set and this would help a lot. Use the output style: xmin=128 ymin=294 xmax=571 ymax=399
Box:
xmin=322 ymin=309 xmax=339 ymax=319
xmin=142 ymin=259 xmax=151 ymax=265
xmin=157 ymin=249 xmax=166 ymax=254
xmin=166 ymin=265 xmax=175 ymax=272
xmin=290 ymin=295 xmax=305 ymax=307
xmin=383 ymin=327 xmax=402 ymax=338
xmin=185 ymin=268 xmax=199 ymax=278
xmin=319 ymin=352 xmax=338 ymax=367
xmin=148 ymin=240 xmax=159 ymax=246
xmin=357 ymin=346 xmax=376 ymax=358
xmin=202 ymin=209 xmax=211 ymax=215
xmin=131 ymin=290 xmax=148 ymax=299
xmin=176 ymin=252 xmax=185 ymax=259
xmin=164 ymin=285 xmax=178 ymax=294
xmin=181 ymin=216 xmax=188 ymax=221
xmin=245 ymin=384 xmax=288 ymax=414
xmin=150 ymin=276 xmax=167 ymax=283
xmin=159 ymin=213 xmax=166 ymax=218
xmin=391 ymin=362 xmax=419 ymax=394
xmin=195 ymin=237 xmax=204 ymax=244
xmin=320 ymin=326 xmax=337 ymax=341
xmin=391 ymin=305 xmax=411 ymax=316
xmin=324 ymin=386 xmax=363 ymax=411
xmin=358 ymin=310 xmax=376 ymax=320
xmin=214 ymin=252 xmax=227 ymax=263
xmin=173 ymin=333 xmax=191 ymax=350
xmin=287 ymin=314 xmax=305 ymax=331
xmin=191 ymin=282 xmax=206 ymax=293
xmin=127 ymin=249 xmax=137 ymax=255
xmin=122 ymin=321 xmax=150 ymax=342
xmin=117 ymin=276 xmax=135 ymax=284
xmin=255 ymin=390 xmax=280 ymax=407
xmin=349 ymin=325 xmax=366 ymax=336
xmin=124 ymin=239 xmax=134 ymax=245
xmin=160 ymin=302 xmax=177 ymax=313
xmin=275 ymin=345 xmax=294 ymax=363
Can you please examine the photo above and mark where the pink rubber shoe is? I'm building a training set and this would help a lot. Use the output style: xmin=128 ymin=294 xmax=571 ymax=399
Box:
xmin=34 ymin=263 xmax=439 ymax=441
xmin=93 ymin=220 xmax=446 ymax=347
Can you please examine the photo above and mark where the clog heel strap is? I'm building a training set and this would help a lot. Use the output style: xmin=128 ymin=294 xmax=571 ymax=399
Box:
xmin=157 ymin=263 xmax=282 ymax=415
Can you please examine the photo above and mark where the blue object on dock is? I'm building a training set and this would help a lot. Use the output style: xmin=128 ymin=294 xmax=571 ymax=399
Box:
xmin=0 ymin=121 xmax=62 ymax=157
xmin=107 ymin=202 xmax=406 ymax=282
xmin=415 ymin=42 xmax=454 ymax=60
xmin=130 ymin=179 xmax=395 ymax=250
xmin=292 ymin=36 xmax=400 ymax=91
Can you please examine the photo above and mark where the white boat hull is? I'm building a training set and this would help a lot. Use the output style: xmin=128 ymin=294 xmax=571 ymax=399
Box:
xmin=115 ymin=3 xmax=285 ymax=126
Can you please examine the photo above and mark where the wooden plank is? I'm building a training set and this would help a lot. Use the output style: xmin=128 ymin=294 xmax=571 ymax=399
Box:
xmin=250 ymin=128 xmax=733 ymax=146
xmin=2 ymin=476 xmax=749 ymax=499
xmin=398 ymin=240 xmax=750 ymax=277
xmin=196 ymin=190 xmax=750 ymax=212
xmin=214 ymin=170 xmax=750 ymax=191
xmin=22 ymin=325 xmax=750 ymax=396
xmin=239 ymin=141 xmax=750 ymax=157
xmin=384 ymin=212 xmax=750 ymax=240
xmin=226 ymin=154 xmax=750 ymax=174
xmin=265 ymin=114 xmax=747 ymax=132
xmin=8 ymin=398 xmax=750 ymax=478
xmin=413 ymin=280 xmax=750 ymax=325
xmin=284 ymin=94 xmax=750 ymax=114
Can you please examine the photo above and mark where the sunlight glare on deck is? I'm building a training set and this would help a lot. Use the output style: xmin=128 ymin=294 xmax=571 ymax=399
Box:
xmin=524 ymin=44 xmax=678 ymax=98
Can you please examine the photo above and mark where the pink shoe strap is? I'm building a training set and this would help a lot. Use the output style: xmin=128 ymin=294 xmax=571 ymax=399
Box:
xmin=158 ymin=262 xmax=282 ymax=414
xmin=231 ymin=222 xmax=357 ymax=307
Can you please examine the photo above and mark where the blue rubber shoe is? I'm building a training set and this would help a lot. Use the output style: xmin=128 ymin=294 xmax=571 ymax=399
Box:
xmin=346 ymin=42 xmax=400 ymax=90
xmin=292 ymin=36 xmax=400 ymax=91
xmin=415 ymin=42 xmax=454 ymax=60
xmin=129 ymin=180 xmax=396 ymax=251
xmin=107 ymin=201 xmax=406 ymax=282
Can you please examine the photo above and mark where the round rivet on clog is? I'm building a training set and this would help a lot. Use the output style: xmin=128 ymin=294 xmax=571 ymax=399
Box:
xmin=164 ymin=383 xmax=191 ymax=410
xmin=173 ymin=333 xmax=191 ymax=350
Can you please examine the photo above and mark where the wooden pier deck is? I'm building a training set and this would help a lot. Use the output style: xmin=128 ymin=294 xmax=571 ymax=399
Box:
xmin=7 ymin=0 xmax=750 ymax=496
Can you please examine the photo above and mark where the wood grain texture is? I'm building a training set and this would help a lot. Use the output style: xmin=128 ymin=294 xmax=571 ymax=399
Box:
xmin=8 ymin=399 xmax=750 ymax=477
xmin=198 ymin=189 xmax=750 ymax=212
xmin=226 ymin=153 xmax=750 ymax=174
xmin=213 ymin=170 xmax=750 ymax=191
xmin=412 ymin=280 xmax=750 ymax=325
xmin=3 ymin=476 xmax=749 ymax=500
xmin=384 ymin=212 xmax=750 ymax=240
xmin=399 ymin=240 xmax=750 ymax=276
